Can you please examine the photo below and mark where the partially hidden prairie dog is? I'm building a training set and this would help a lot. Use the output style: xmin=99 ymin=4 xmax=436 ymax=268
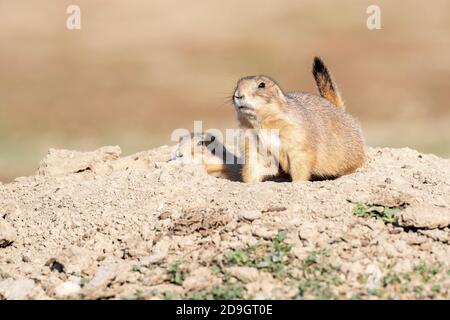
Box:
xmin=172 ymin=132 xmax=292 ymax=182
xmin=172 ymin=132 xmax=242 ymax=181
xmin=233 ymin=57 xmax=366 ymax=183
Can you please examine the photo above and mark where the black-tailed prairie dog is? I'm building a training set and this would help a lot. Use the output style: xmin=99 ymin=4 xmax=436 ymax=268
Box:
xmin=171 ymin=132 xmax=242 ymax=181
xmin=233 ymin=56 xmax=366 ymax=183
xmin=172 ymin=132 xmax=294 ymax=182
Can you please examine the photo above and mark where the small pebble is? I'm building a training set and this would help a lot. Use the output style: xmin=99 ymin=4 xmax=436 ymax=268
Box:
xmin=239 ymin=210 xmax=262 ymax=221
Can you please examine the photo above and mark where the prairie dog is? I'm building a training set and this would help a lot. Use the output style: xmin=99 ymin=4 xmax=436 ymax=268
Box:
xmin=172 ymin=132 xmax=291 ymax=182
xmin=233 ymin=57 xmax=365 ymax=183
xmin=171 ymin=132 xmax=242 ymax=181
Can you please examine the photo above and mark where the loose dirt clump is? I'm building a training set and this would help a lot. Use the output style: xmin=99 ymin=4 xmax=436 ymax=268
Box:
xmin=171 ymin=208 xmax=231 ymax=236
xmin=0 ymin=145 xmax=449 ymax=299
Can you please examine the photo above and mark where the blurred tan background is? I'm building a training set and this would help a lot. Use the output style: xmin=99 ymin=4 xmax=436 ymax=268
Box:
xmin=1 ymin=0 xmax=449 ymax=181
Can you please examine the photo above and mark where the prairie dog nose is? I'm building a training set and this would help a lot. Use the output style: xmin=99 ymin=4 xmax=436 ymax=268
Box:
xmin=234 ymin=91 xmax=244 ymax=99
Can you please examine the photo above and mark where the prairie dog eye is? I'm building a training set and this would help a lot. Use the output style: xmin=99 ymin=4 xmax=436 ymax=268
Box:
xmin=258 ymin=82 xmax=266 ymax=88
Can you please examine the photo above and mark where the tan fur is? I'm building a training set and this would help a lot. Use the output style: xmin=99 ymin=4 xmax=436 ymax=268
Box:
xmin=173 ymin=132 xmax=242 ymax=181
xmin=232 ymin=74 xmax=365 ymax=183
xmin=312 ymin=56 xmax=345 ymax=110
xmin=241 ymin=129 xmax=281 ymax=182
xmin=174 ymin=132 xmax=290 ymax=182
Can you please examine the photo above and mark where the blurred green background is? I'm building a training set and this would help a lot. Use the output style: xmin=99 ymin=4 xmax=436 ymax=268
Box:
xmin=1 ymin=0 xmax=449 ymax=181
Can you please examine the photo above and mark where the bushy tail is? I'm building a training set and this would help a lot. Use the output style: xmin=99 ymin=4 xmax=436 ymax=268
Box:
xmin=312 ymin=56 xmax=345 ymax=110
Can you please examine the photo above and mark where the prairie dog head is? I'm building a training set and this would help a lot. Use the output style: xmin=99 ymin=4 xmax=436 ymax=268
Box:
xmin=171 ymin=132 xmax=220 ymax=165
xmin=233 ymin=76 xmax=286 ymax=124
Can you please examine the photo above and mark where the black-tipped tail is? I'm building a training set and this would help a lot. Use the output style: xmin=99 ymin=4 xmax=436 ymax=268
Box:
xmin=312 ymin=56 xmax=345 ymax=110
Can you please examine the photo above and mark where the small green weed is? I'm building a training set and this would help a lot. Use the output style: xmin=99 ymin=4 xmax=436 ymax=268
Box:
xmin=167 ymin=260 xmax=186 ymax=285
xmin=352 ymin=203 xmax=399 ymax=223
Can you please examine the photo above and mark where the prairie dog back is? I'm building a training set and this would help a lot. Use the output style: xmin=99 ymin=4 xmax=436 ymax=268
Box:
xmin=282 ymin=95 xmax=365 ymax=178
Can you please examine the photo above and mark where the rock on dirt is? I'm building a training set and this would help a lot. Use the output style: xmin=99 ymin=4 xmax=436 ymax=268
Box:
xmin=397 ymin=205 xmax=450 ymax=229
xmin=87 ymin=261 xmax=117 ymax=289
xmin=182 ymin=267 xmax=221 ymax=291
xmin=37 ymin=146 xmax=122 ymax=176
xmin=239 ymin=210 xmax=262 ymax=221
xmin=0 ymin=278 xmax=35 ymax=300
xmin=0 ymin=219 xmax=16 ymax=248
xmin=54 ymin=281 xmax=81 ymax=298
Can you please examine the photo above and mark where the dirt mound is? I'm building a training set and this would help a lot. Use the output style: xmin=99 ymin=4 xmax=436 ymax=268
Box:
xmin=0 ymin=145 xmax=449 ymax=300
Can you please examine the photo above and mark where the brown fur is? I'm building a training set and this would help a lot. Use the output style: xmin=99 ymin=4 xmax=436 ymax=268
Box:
xmin=232 ymin=73 xmax=365 ymax=183
xmin=173 ymin=132 xmax=242 ymax=181
xmin=312 ymin=56 xmax=345 ymax=110
xmin=173 ymin=132 xmax=291 ymax=182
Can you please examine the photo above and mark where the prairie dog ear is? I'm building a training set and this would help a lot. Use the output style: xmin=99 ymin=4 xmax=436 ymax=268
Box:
xmin=275 ymin=85 xmax=285 ymax=97
xmin=178 ymin=133 xmax=191 ymax=144
xmin=201 ymin=133 xmax=216 ymax=146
